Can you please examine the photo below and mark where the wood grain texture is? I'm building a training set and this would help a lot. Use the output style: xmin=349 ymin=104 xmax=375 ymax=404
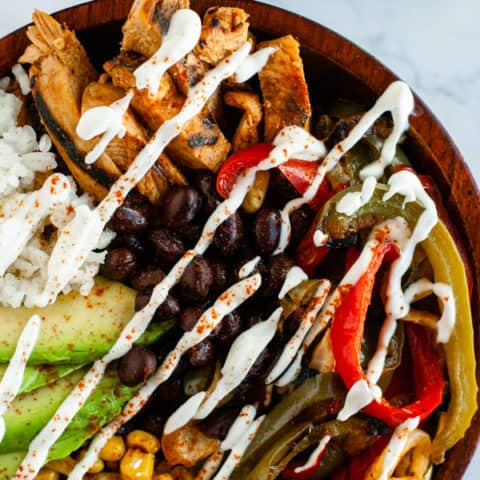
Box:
xmin=0 ymin=0 xmax=478 ymax=477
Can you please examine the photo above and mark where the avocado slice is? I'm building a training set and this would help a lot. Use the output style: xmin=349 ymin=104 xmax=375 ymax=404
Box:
xmin=0 ymin=363 xmax=86 ymax=394
xmin=0 ymin=276 xmax=168 ymax=364
xmin=0 ymin=453 xmax=23 ymax=480
xmin=0 ymin=367 xmax=138 ymax=458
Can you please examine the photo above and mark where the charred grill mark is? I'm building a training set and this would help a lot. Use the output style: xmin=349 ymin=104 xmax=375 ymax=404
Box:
xmin=33 ymin=86 xmax=115 ymax=189
xmin=188 ymin=134 xmax=219 ymax=148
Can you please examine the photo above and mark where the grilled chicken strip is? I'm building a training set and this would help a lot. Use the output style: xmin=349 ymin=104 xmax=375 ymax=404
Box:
xmin=257 ymin=35 xmax=312 ymax=142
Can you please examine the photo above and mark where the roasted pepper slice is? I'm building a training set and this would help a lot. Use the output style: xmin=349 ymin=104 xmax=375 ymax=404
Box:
xmin=320 ymin=183 xmax=477 ymax=462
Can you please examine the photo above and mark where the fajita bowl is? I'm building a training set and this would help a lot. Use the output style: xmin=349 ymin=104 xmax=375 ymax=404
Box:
xmin=0 ymin=0 xmax=478 ymax=478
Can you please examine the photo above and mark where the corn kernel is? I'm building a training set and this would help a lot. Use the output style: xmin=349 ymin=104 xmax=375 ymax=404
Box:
xmin=45 ymin=458 xmax=76 ymax=475
xmin=100 ymin=436 xmax=126 ymax=462
xmin=90 ymin=474 xmax=121 ymax=480
xmin=105 ymin=461 xmax=119 ymax=471
xmin=126 ymin=430 xmax=161 ymax=454
xmin=120 ymin=449 xmax=154 ymax=480
xmin=76 ymin=449 xmax=105 ymax=474
xmin=153 ymin=475 xmax=173 ymax=480
xmin=35 ymin=469 xmax=59 ymax=480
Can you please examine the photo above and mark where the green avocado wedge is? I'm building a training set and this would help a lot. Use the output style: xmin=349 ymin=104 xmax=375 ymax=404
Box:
xmin=0 ymin=453 xmax=23 ymax=480
xmin=0 ymin=363 xmax=86 ymax=394
xmin=0 ymin=368 xmax=138 ymax=459
xmin=0 ymin=276 xmax=169 ymax=364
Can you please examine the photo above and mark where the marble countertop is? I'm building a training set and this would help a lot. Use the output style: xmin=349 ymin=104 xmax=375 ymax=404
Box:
xmin=1 ymin=0 xmax=479 ymax=477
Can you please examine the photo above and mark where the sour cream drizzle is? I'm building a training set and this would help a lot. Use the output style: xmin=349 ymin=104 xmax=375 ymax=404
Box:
xmin=238 ymin=256 xmax=260 ymax=279
xmin=379 ymin=416 xmax=420 ymax=480
xmin=134 ymin=9 xmax=202 ymax=95
xmin=266 ymin=280 xmax=330 ymax=384
xmin=294 ymin=435 xmax=331 ymax=474
xmin=234 ymin=47 xmax=277 ymax=83
xmin=336 ymin=176 xmax=377 ymax=216
xmin=277 ymin=266 xmax=308 ymax=300
xmin=0 ymin=314 xmax=40 ymax=442
xmin=76 ymin=91 xmax=134 ymax=165
xmin=0 ymin=173 xmax=72 ymax=276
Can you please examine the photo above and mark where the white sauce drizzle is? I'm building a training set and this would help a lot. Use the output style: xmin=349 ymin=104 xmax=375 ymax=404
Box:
xmin=294 ymin=435 xmax=331 ymax=474
xmin=11 ymin=64 xmax=30 ymax=95
xmin=367 ymin=170 xmax=439 ymax=384
xmin=336 ymin=176 xmax=377 ymax=216
xmin=238 ymin=256 xmax=260 ymax=279
xmin=0 ymin=173 xmax=72 ymax=276
xmin=221 ymin=404 xmax=257 ymax=450
xmin=212 ymin=415 xmax=265 ymax=480
xmin=337 ymin=379 xmax=382 ymax=422
xmin=196 ymin=451 xmax=225 ymax=480
xmin=76 ymin=91 xmax=134 ymax=165
xmin=194 ymin=308 xmax=283 ymax=420
xmin=234 ymin=47 xmax=277 ymax=83
xmin=267 ymin=280 xmax=330 ymax=384
xmin=379 ymin=416 xmax=420 ymax=480
xmin=275 ymin=350 xmax=303 ymax=387
xmin=0 ymin=314 xmax=40 ymax=442
xmin=164 ymin=391 xmax=206 ymax=435
xmin=277 ymin=266 xmax=308 ymax=300
xmin=134 ymin=9 xmax=202 ymax=95
xmin=313 ymin=230 xmax=329 ymax=247
xmin=402 ymin=278 xmax=455 ymax=343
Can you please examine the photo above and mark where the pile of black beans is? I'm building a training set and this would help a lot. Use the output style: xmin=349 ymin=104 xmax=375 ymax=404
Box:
xmin=101 ymin=170 xmax=314 ymax=389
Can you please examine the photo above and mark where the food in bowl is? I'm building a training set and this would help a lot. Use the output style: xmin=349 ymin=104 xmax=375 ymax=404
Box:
xmin=0 ymin=0 xmax=476 ymax=479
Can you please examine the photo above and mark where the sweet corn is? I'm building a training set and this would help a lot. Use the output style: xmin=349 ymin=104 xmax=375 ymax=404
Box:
xmin=105 ymin=461 xmax=119 ymax=471
xmin=89 ymin=474 xmax=121 ymax=480
xmin=100 ymin=436 xmax=126 ymax=462
xmin=120 ymin=448 xmax=155 ymax=480
xmin=76 ymin=449 xmax=105 ymax=474
xmin=153 ymin=475 xmax=174 ymax=480
xmin=45 ymin=457 xmax=76 ymax=475
xmin=126 ymin=430 xmax=161 ymax=454
xmin=35 ymin=469 xmax=59 ymax=480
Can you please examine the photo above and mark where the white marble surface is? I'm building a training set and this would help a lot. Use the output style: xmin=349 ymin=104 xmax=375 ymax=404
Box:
xmin=0 ymin=0 xmax=479 ymax=477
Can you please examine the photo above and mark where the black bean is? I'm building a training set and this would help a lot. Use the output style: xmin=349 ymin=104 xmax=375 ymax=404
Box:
xmin=159 ymin=186 xmax=203 ymax=227
xmin=179 ymin=306 xmax=203 ymax=332
xmin=111 ymin=233 xmax=146 ymax=258
xmin=176 ymin=223 xmax=202 ymax=245
xmin=154 ymin=295 xmax=181 ymax=321
xmin=289 ymin=205 xmax=314 ymax=249
xmin=178 ymin=256 xmax=213 ymax=302
xmin=153 ymin=377 xmax=185 ymax=405
xmin=148 ymin=228 xmax=185 ymax=267
xmin=244 ymin=313 xmax=263 ymax=330
xmin=117 ymin=346 xmax=157 ymax=387
xmin=267 ymin=169 xmax=299 ymax=207
xmin=199 ymin=406 xmax=241 ymax=440
xmin=209 ymin=260 xmax=230 ymax=295
xmin=261 ymin=254 xmax=295 ymax=299
xmin=189 ymin=338 xmax=216 ymax=367
xmin=109 ymin=196 xmax=151 ymax=233
xmin=101 ymin=248 xmax=137 ymax=281
xmin=130 ymin=267 xmax=165 ymax=291
xmin=194 ymin=170 xmax=222 ymax=215
xmin=135 ymin=411 xmax=165 ymax=438
xmin=247 ymin=346 xmax=276 ymax=379
xmin=213 ymin=212 xmax=244 ymax=257
xmin=135 ymin=291 xmax=180 ymax=320
xmin=212 ymin=312 xmax=242 ymax=344
xmin=253 ymin=208 xmax=282 ymax=255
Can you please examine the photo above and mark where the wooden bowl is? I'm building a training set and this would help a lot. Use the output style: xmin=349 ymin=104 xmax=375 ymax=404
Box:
xmin=1 ymin=0 xmax=478 ymax=477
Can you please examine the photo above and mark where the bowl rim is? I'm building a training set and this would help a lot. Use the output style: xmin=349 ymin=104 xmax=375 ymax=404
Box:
xmin=0 ymin=0 xmax=478 ymax=477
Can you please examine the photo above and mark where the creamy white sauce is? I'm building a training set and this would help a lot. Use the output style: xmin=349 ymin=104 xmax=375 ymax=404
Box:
xmin=267 ymin=280 xmax=330 ymax=384
xmin=194 ymin=308 xmax=282 ymax=420
xmin=164 ymin=391 xmax=206 ymax=435
xmin=367 ymin=171 xmax=438 ymax=384
xmin=11 ymin=64 xmax=30 ymax=95
xmin=234 ymin=47 xmax=277 ymax=83
xmin=221 ymin=404 xmax=257 ymax=450
xmin=313 ymin=229 xmax=329 ymax=247
xmin=134 ymin=9 xmax=202 ymax=95
xmin=196 ymin=451 xmax=225 ymax=480
xmin=379 ymin=416 xmax=420 ymax=480
xmin=238 ymin=256 xmax=260 ymax=279
xmin=77 ymin=91 xmax=134 ymax=165
xmin=336 ymin=176 xmax=377 ymax=216
xmin=337 ymin=379 xmax=382 ymax=422
xmin=402 ymin=278 xmax=455 ymax=343
xmin=0 ymin=173 xmax=72 ymax=276
xmin=0 ymin=314 xmax=40 ymax=442
xmin=212 ymin=415 xmax=265 ymax=480
xmin=277 ymin=266 xmax=308 ymax=300
xmin=294 ymin=435 xmax=331 ymax=474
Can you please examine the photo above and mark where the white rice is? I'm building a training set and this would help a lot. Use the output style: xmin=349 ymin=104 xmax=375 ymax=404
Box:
xmin=11 ymin=64 xmax=31 ymax=96
xmin=0 ymin=78 xmax=113 ymax=308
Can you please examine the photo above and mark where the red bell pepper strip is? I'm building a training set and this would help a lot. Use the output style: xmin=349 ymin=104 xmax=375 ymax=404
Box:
xmin=393 ymin=165 xmax=473 ymax=296
xmin=330 ymin=241 xmax=445 ymax=428
xmin=330 ymin=435 xmax=391 ymax=480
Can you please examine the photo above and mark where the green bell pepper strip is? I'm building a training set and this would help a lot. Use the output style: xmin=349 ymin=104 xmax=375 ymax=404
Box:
xmin=318 ymin=184 xmax=477 ymax=463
